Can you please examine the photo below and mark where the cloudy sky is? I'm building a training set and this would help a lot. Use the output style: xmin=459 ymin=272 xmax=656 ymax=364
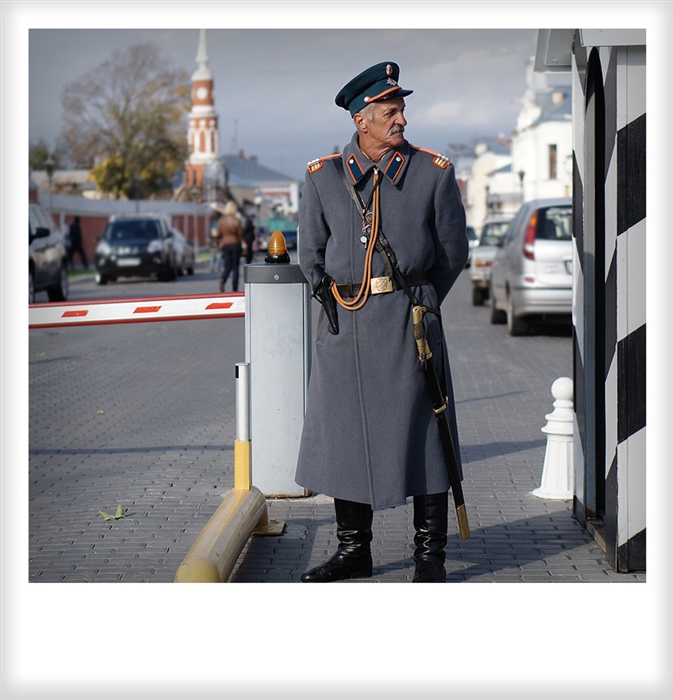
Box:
xmin=29 ymin=26 xmax=540 ymax=180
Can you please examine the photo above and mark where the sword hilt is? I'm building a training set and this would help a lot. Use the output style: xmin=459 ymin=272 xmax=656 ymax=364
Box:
xmin=412 ymin=305 xmax=432 ymax=362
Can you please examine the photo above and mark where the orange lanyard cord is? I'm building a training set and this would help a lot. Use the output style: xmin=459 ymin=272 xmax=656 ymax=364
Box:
xmin=332 ymin=170 xmax=381 ymax=311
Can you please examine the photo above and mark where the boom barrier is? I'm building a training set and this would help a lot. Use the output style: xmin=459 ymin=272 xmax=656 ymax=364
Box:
xmin=29 ymin=291 xmax=245 ymax=329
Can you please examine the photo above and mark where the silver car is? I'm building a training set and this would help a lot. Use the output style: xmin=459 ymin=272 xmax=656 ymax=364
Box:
xmin=489 ymin=197 xmax=573 ymax=335
xmin=171 ymin=229 xmax=195 ymax=276
xmin=469 ymin=214 xmax=514 ymax=306
xmin=29 ymin=203 xmax=69 ymax=303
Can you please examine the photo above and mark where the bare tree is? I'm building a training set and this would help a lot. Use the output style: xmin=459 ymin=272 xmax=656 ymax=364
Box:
xmin=60 ymin=43 xmax=190 ymax=199
xmin=29 ymin=138 xmax=67 ymax=172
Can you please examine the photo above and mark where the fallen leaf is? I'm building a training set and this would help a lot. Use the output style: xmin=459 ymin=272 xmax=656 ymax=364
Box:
xmin=99 ymin=506 xmax=126 ymax=521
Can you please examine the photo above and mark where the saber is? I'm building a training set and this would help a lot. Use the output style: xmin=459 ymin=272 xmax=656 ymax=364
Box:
xmin=413 ymin=305 xmax=470 ymax=539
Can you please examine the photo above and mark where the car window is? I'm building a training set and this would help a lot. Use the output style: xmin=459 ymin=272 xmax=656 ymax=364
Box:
xmin=502 ymin=210 xmax=524 ymax=245
xmin=536 ymin=206 xmax=572 ymax=241
xmin=105 ymin=220 xmax=162 ymax=241
xmin=29 ymin=206 xmax=42 ymax=233
xmin=480 ymin=221 xmax=510 ymax=247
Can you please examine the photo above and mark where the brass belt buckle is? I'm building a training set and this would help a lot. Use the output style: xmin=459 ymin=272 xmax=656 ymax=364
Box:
xmin=370 ymin=276 xmax=394 ymax=295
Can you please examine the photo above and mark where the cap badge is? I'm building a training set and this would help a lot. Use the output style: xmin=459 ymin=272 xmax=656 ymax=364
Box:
xmin=386 ymin=64 xmax=393 ymax=76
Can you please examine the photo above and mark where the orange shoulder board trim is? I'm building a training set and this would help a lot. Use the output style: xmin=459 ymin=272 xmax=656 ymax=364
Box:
xmin=410 ymin=145 xmax=451 ymax=169
xmin=307 ymin=153 xmax=342 ymax=173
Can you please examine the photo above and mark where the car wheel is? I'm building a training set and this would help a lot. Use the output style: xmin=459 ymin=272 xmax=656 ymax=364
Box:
xmin=29 ymin=267 xmax=36 ymax=304
xmin=47 ymin=263 xmax=69 ymax=302
xmin=507 ymin=296 xmax=529 ymax=336
xmin=472 ymin=286 xmax=485 ymax=306
xmin=489 ymin=285 xmax=506 ymax=324
xmin=95 ymin=271 xmax=108 ymax=285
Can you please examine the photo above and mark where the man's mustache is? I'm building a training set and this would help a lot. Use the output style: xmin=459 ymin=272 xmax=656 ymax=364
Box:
xmin=389 ymin=125 xmax=405 ymax=136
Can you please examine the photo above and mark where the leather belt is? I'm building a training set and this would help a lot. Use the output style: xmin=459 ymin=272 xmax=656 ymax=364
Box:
xmin=336 ymin=272 xmax=430 ymax=299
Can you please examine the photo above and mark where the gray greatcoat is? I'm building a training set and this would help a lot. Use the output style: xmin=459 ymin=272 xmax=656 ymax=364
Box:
xmin=295 ymin=133 xmax=468 ymax=509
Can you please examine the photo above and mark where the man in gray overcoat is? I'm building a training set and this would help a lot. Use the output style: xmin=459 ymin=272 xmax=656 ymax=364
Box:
xmin=296 ymin=61 xmax=468 ymax=583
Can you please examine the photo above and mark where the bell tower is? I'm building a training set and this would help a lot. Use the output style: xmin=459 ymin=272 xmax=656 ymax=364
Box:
xmin=184 ymin=29 xmax=219 ymax=194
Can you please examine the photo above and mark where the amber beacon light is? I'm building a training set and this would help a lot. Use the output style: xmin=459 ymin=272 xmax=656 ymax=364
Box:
xmin=265 ymin=230 xmax=291 ymax=264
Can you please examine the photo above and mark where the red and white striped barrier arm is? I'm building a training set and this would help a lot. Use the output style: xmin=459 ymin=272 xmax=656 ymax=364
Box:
xmin=29 ymin=292 xmax=246 ymax=329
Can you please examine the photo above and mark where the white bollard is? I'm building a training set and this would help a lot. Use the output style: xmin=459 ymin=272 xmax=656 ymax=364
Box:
xmin=532 ymin=376 xmax=574 ymax=500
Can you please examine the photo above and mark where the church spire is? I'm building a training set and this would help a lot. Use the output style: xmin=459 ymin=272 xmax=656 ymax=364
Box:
xmin=193 ymin=28 xmax=212 ymax=81
xmin=185 ymin=29 xmax=220 ymax=195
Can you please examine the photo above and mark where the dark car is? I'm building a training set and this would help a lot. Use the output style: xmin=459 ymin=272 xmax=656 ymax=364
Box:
xmin=95 ymin=214 xmax=178 ymax=285
xmin=280 ymin=229 xmax=298 ymax=250
xmin=257 ymin=226 xmax=297 ymax=251
xmin=29 ymin=202 xmax=69 ymax=303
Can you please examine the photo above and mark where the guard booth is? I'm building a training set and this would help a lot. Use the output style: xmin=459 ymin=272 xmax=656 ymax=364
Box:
xmin=535 ymin=29 xmax=646 ymax=572
xmin=244 ymin=235 xmax=312 ymax=497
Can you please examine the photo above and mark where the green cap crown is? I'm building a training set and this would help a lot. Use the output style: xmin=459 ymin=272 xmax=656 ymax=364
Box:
xmin=335 ymin=62 xmax=413 ymax=117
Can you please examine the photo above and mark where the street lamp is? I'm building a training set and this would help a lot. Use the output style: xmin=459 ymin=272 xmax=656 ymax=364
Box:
xmin=44 ymin=156 xmax=55 ymax=214
xmin=190 ymin=186 xmax=199 ymax=256
xmin=133 ymin=175 xmax=140 ymax=213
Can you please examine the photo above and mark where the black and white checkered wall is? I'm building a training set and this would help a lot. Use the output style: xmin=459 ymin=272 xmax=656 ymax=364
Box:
xmin=571 ymin=43 xmax=646 ymax=572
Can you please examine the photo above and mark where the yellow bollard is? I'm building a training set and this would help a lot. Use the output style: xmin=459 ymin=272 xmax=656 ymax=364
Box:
xmin=174 ymin=486 xmax=268 ymax=583
xmin=174 ymin=362 xmax=285 ymax=582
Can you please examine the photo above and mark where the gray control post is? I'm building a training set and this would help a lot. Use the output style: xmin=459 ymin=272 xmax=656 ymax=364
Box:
xmin=244 ymin=262 xmax=311 ymax=497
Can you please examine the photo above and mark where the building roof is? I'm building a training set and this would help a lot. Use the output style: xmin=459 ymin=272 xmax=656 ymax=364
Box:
xmin=221 ymin=154 xmax=300 ymax=185
xmin=536 ymin=90 xmax=572 ymax=124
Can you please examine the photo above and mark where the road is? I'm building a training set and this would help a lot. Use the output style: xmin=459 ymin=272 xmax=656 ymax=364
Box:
xmin=29 ymin=258 xmax=640 ymax=584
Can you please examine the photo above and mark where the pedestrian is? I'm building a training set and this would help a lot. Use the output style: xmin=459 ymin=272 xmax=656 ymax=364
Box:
xmin=217 ymin=201 xmax=243 ymax=292
xmin=295 ymin=61 xmax=468 ymax=583
xmin=61 ymin=221 xmax=71 ymax=265
xmin=242 ymin=214 xmax=256 ymax=264
xmin=67 ymin=216 xmax=88 ymax=269
xmin=209 ymin=212 xmax=222 ymax=272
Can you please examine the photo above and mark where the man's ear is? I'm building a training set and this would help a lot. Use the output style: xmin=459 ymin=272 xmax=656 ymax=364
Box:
xmin=353 ymin=113 xmax=368 ymax=134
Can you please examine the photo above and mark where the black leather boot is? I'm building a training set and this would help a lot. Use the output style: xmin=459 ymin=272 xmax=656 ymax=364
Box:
xmin=301 ymin=498 xmax=373 ymax=583
xmin=412 ymin=492 xmax=448 ymax=583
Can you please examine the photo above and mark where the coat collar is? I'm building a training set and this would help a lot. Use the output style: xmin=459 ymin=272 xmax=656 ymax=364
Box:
xmin=342 ymin=132 xmax=410 ymax=186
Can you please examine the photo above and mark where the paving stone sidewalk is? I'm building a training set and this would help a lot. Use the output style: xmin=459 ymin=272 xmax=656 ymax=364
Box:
xmin=28 ymin=270 xmax=645 ymax=583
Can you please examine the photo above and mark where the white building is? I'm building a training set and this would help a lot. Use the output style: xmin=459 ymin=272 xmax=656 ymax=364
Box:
xmin=511 ymin=57 xmax=573 ymax=201
xmin=465 ymin=139 xmax=513 ymax=231
xmin=467 ymin=56 xmax=573 ymax=233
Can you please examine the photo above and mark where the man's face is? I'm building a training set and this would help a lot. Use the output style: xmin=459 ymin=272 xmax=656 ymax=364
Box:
xmin=363 ymin=97 xmax=407 ymax=152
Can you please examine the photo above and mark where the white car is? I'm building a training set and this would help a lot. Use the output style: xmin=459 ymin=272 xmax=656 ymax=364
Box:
xmin=469 ymin=214 xmax=514 ymax=306
xmin=489 ymin=198 xmax=573 ymax=335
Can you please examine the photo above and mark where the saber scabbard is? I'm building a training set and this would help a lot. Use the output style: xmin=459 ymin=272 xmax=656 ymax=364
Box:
xmin=412 ymin=306 xmax=470 ymax=539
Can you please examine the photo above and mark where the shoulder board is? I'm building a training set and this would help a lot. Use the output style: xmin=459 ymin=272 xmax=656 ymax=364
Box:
xmin=307 ymin=153 xmax=342 ymax=173
xmin=410 ymin=145 xmax=452 ymax=169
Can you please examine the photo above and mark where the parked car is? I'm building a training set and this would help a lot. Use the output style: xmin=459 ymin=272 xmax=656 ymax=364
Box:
xmin=29 ymin=202 xmax=69 ymax=303
xmin=280 ymin=229 xmax=298 ymax=250
xmin=465 ymin=225 xmax=478 ymax=267
xmin=469 ymin=214 xmax=514 ymax=306
xmin=257 ymin=227 xmax=297 ymax=252
xmin=256 ymin=226 xmax=271 ymax=251
xmin=171 ymin=229 xmax=195 ymax=276
xmin=95 ymin=214 xmax=178 ymax=285
xmin=489 ymin=198 xmax=573 ymax=335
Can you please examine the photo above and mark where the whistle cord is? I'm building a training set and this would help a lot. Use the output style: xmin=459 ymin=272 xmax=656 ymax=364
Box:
xmin=332 ymin=169 xmax=382 ymax=311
